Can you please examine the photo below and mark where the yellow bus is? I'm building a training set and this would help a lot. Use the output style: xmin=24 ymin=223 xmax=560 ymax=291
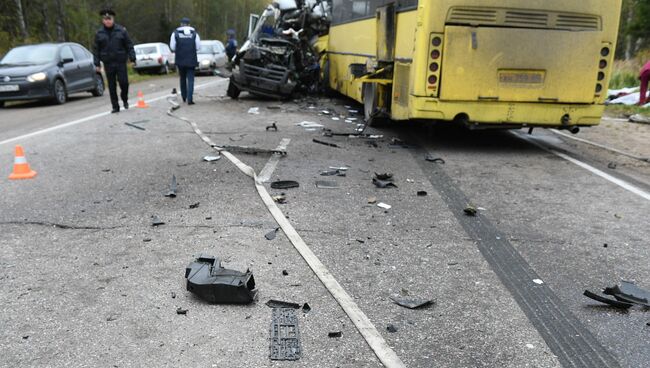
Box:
xmin=324 ymin=0 xmax=622 ymax=131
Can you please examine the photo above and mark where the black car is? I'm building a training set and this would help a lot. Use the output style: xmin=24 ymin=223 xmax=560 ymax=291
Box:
xmin=0 ymin=43 xmax=104 ymax=107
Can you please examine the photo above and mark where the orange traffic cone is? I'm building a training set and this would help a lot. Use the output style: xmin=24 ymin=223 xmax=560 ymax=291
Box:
xmin=8 ymin=145 xmax=37 ymax=180
xmin=135 ymin=90 xmax=149 ymax=108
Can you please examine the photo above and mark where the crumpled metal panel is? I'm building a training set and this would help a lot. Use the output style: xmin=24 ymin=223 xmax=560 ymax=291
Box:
xmin=185 ymin=254 xmax=257 ymax=304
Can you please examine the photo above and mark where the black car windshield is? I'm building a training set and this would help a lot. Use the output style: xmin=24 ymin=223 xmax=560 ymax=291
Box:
xmin=1 ymin=45 xmax=58 ymax=65
xmin=136 ymin=47 xmax=157 ymax=55
xmin=198 ymin=45 xmax=215 ymax=54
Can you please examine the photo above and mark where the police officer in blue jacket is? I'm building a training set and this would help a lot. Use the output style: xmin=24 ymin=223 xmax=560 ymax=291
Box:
xmin=93 ymin=9 xmax=135 ymax=113
xmin=170 ymin=17 xmax=201 ymax=105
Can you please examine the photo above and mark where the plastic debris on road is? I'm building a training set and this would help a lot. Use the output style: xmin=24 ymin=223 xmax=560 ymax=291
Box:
xmin=185 ymin=254 xmax=257 ymax=304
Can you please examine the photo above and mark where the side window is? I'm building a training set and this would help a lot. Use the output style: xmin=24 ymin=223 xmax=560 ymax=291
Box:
xmin=71 ymin=46 xmax=88 ymax=61
xmin=60 ymin=46 xmax=74 ymax=61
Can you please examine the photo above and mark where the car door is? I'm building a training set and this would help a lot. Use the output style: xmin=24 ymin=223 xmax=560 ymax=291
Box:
xmin=72 ymin=45 xmax=95 ymax=90
xmin=59 ymin=45 xmax=82 ymax=92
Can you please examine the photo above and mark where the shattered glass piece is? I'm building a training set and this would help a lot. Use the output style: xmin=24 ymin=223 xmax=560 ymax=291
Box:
xmin=164 ymin=175 xmax=178 ymax=197
xmin=390 ymin=295 xmax=434 ymax=309
xmin=265 ymin=228 xmax=279 ymax=240
xmin=248 ymin=107 xmax=260 ymax=114
xmin=266 ymin=300 xmax=301 ymax=309
xmin=302 ymin=303 xmax=311 ymax=313
xmin=315 ymin=180 xmax=339 ymax=189
xmin=271 ymin=180 xmax=299 ymax=189
xmin=272 ymin=194 xmax=287 ymax=204
xmin=270 ymin=308 xmax=302 ymax=361
xmin=151 ymin=215 xmax=165 ymax=227
xmin=203 ymin=155 xmax=221 ymax=162
xmin=377 ymin=202 xmax=391 ymax=210
xmin=185 ymin=254 xmax=257 ymax=304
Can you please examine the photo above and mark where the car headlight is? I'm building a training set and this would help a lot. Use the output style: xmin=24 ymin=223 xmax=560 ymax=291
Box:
xmin=201 ymin=59 xmax=210 ymax=66
xmin=27 ymin=72 xmax=47 ymax=82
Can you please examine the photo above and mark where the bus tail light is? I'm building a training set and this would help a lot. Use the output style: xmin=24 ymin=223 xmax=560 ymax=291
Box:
xmin=427 ymin=33 xmax=443 ymax=97
xmin=595 ymin=43 xmax=612 ymax=98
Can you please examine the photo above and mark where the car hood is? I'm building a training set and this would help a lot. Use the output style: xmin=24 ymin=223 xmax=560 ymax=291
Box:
xmin=197 ymin=54 xmax=214 ymax=62
xmin=0 ymin=63 xmax=53 ymax=77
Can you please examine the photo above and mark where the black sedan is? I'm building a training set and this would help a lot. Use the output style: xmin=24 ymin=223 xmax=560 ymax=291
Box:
xmin=0 ymin=43 xmax=104 ymax=107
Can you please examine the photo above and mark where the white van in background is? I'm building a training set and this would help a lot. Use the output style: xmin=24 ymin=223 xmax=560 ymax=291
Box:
xmin=134 ymin=43 xmax=175 ymax=75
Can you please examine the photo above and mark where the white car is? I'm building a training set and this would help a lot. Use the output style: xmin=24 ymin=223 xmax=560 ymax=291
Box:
xmin=134 ymin=43 xmax=174 ymax=74
xmin=196 ymin=40 xmax=227 ymax=75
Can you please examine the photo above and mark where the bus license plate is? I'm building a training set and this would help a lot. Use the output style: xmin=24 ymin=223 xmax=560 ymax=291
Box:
xmin=498 ymin=71 xmax=545 ymax=85
xmin=0 ymin=85 xmax=19 ymax=92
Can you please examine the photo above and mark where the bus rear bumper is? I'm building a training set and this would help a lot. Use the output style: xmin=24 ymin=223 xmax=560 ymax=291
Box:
xmin=407 ymin=97 xmax=604 ymax=127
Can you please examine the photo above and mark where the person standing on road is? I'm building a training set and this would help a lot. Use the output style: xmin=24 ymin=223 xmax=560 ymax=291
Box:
xmin=639 ymin=60 xmax=650 ymax=106
xmin=170 ymin=17 xmax=201 ymax=105
xmin=225 ymin=29 xmax=238 ymax=61
xmin=93 ymin=9 xmax=136 ymax=113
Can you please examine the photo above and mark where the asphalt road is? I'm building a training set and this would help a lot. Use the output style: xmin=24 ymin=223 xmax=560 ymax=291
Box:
xmin=1 ymin=76 xmax=649 ymax=367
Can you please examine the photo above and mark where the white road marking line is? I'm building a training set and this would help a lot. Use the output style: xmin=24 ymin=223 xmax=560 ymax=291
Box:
xmin=518 ymin=133 xmax=650 ymax=201
xmin=257 ymin=138 xmax=291 ymax=183
xmin=550 ymin=129 xmax=649 ymax=162
xmin=0 ymin=79 xmax=227 ymax=147
xmin=169 ymin=109 xmax=406 ymax=367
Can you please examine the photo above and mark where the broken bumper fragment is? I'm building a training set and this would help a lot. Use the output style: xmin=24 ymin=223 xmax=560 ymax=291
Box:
xmin=185 ymin=254 xmax=257 ymax=304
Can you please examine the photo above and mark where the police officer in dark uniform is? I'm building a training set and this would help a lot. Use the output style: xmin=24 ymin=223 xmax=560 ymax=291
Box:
xmin=170 ymin=17 xmax=201 ymax=105
xmin=93 ymin=9 xmax=136 ymax=113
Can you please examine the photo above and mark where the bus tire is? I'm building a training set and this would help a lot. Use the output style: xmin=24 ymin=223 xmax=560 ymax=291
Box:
xmin=363 ymin=82 xmax=379 ymax=126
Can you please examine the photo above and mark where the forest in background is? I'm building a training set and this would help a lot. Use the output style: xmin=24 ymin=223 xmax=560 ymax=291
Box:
xmin=0 ymin=0 xmax=649 ymax=81
xmin=0 ymin=0 xmax=268 ymax=55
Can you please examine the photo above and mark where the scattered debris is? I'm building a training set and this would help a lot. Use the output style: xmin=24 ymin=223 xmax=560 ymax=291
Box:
xmin=584 ymin=281 xmax=650 ymax=309
xmin=373 ymin=178 xmax=397 ymax=188
xmin=266 ymin=300 xmax=300 ymax=309
xmin=367 ymin=196 xmax=377 ymax=204
xmin=266 ymin=122 xmax=278 ymax=131
xmin=463 ymin=206 xmax=477 ymax=216
xmin=607 ymin=162 xmax=617 ymax=170
xmin=320 ymin=169 xmax=346 ymax=176
xmin=629 ymin=114 xmax=650 ymax=124
xmin=106 ymin=314 xmax=119 ymax=321
xmin=171 ymin=292 xmax=176 ymax=299
xmin=313 ymin=139 xmax=340 ymax=148
xmin=219 ymin=145 xmax=287 ymax=156
xmin=248 ymin=107 xmax=260 ymax=114
xmin=388 ymin=138 xmax=414 ymax=149
xmin=265 ymin=228 xmax=280 ymax=240
xmin=425 ymin=154 xmax=445 ymax=164
xmin=386 ymin=324 xmax=398 ymax=333
xmin=377 ymin=202 xmax=392 ymax=210
xmin=143 ymin=238 xmax=152 ymax=242
xmin=302 ymin=303 xmax=311 ymax=313
xmin=164 ymin=175 xmax=178 ymax=197
xmin=272 ymin=194 xmax=287 ymax=204
xmin=282 ymin=270 xmax=289 ymax=276
xmin=151 ymin=215 xmax=165 ymax=227
xmin=315 ymin=180 xmax=339 ymax=189
xmin=296 ymin=121 xmax=324 ymax=129
xmin=533 ymin=279 xmax=544 ymax=285
xmin=270 ymin=308 xmax=302 ymax=361
xmin=176 ymin=307 xmax=188 ymax=315
xmin=390 ymin=295 xmax=434 ymax=309
xmin=189 ymin=202 xmax=200 ymax=209
xmin=267 ymin=105 xmax=282 ymax=110
xmin=203 ymin=155 xmax=221 ymax=162
xmin=124 ymin=122 xmax=146 ymax=131
xmin=271 ymin=180 xmax=299 ymax=189
xmin=101 ymin=168 xmax=111 ymax=172
xmin=374 ymin=173 xmax=393 ymax=181
xmin=417 ymin=191 xmax=428 ymax=196
xmin=328 ymin=331 xmax=342 ymax=338
xmin=185 ymin=254 xmax=257 ymax=304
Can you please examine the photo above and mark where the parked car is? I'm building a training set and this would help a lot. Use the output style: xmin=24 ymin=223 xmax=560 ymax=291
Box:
xmin=196 ymin=40 xmax=227 ymax=75
xmin=0 ymin=42 xmax=104 ymax=107
xmin=134 ymin=43 xmax=174 ymax=75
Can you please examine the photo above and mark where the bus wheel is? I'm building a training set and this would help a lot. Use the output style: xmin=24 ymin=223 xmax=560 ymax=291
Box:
xmin=363 ymin=83 xmax=380 ymax=125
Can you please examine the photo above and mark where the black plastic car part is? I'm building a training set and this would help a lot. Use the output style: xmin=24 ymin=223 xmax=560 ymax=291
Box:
xmin=270 ymin=308 xmax=301 ymax=361
xmin=185 ymin=254 xmax=257 ymax=304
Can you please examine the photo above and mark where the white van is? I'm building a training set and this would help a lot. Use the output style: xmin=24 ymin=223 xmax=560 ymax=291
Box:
xmin=134 ymin=43 xmax=175 ymax=74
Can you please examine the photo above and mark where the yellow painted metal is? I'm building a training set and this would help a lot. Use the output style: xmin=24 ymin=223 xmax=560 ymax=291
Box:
xmin=327 ymin=0 xmax=622 ymax=127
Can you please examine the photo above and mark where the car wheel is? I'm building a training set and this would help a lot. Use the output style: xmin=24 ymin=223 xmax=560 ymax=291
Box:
xmin=136 ymin=70 xmax=144 ymax=75
xmin=91 ymin=74 xmax=104 ymax=96
xmin=161 ymin=63 xmax=169 ymax=75
xmin=53 ymin=79 xmax=67 ymax=105
xmin=227 ymin=78 xmax=240 ymax=99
